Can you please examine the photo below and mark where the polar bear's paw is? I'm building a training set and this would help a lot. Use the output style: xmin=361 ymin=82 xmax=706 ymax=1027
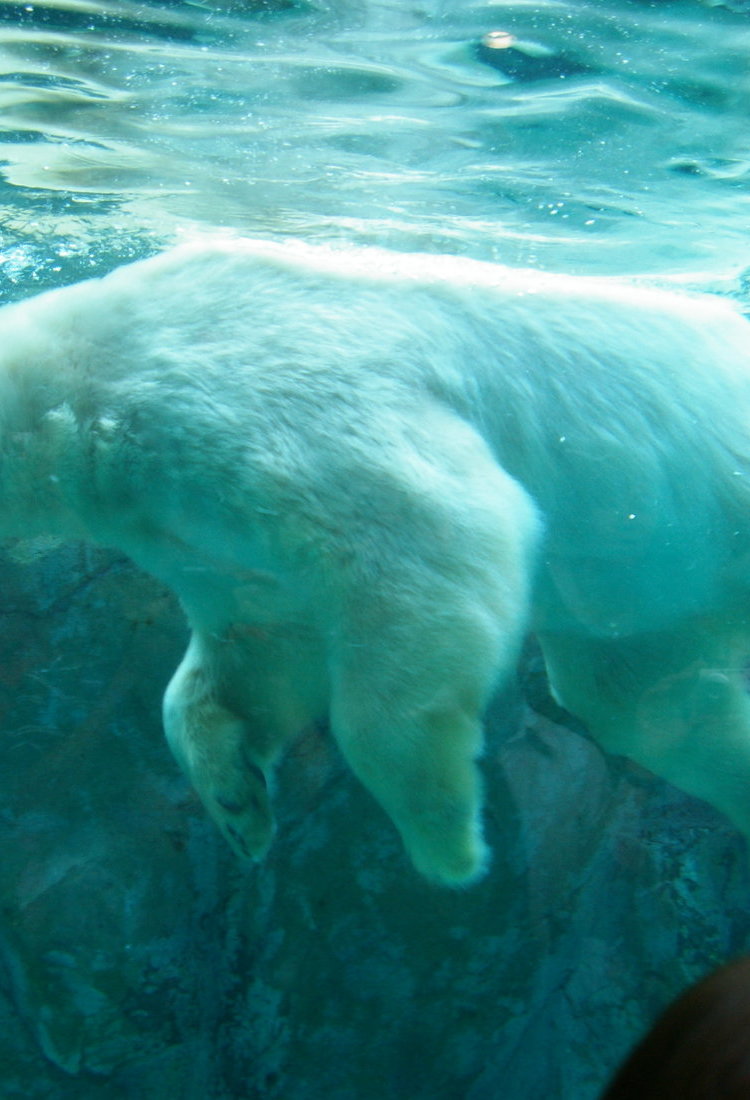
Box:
xmin=206 ymin=754 xmax=275 ymax=863
xmin=404 ymin=813 xmax=490 ymax=888
xmin=332 ymin=690 xmax=493 ymax=887
xmin=162 ymin=657 xmax=277 ymax=861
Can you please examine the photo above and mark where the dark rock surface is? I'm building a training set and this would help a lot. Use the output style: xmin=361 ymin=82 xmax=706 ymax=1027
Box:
xmin=0 ymin=538 xmax=748 ymax=1099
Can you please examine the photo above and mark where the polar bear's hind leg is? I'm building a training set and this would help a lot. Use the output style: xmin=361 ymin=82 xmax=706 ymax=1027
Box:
xmin=539 ymin=619 xmax=750 ymax=839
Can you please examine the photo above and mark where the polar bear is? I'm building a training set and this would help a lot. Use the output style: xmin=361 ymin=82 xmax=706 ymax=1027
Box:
xmin=2 ymin=237 xmax=750 ymax=886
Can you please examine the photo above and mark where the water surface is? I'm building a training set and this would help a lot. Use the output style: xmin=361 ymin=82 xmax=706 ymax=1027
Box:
xmin=0 ymin=0 xmax=748 ymax=291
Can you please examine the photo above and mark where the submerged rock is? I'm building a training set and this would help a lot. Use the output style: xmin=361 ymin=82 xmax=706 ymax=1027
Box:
xmin=0 ymin=538 xmax=747 ymax=1098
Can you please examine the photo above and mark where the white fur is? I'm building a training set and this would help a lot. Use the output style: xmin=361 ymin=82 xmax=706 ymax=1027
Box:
xmin=2 ymin=237 xmax=750 ymax=884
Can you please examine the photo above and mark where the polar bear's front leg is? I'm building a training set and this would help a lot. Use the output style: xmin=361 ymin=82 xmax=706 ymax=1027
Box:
xmin=328 ymin=528 xmax=535 ymax=884
xmin=331 ymin=677 xmax=491 ymax=886
xmin=162 ymin=634 xmax=275 ymax=861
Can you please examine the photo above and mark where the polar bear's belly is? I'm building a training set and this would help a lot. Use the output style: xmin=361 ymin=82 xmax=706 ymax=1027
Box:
xmin=534 ymin=545 xmax=731 ymax=639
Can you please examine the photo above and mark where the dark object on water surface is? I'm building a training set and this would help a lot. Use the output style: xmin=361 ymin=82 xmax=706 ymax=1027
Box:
xmin=475 ymin=31 xmax=594 ymax=83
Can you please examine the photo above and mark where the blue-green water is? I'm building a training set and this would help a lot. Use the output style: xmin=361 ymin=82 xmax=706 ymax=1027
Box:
xmin=0 ymin=0 xmax=749 ymax=287
xmin=1 ymin=3 xmax=750 ymax=1099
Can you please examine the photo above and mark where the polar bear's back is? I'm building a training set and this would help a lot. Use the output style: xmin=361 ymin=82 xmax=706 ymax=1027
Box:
xmin=99 ymin=234 xmax=750 ymax=550
xmin=33 ymin=235 xmax=750 ymax=439
xmin=6 ymin=236 xmax=750 ymax=638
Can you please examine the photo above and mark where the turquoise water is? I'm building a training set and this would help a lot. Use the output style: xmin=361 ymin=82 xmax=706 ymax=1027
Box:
xmin=1 ymin=3 xmax=750 ymax=1099
xmin=0 ymin=0 xmax=749 ymax=289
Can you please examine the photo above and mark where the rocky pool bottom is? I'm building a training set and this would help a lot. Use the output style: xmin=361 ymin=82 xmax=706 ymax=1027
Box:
xmin=0 ymin=538 xmax=747 ymax=1100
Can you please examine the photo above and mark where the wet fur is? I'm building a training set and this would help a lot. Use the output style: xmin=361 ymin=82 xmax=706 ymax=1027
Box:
xmin=2 ymin=237 xmax=749 ymax=883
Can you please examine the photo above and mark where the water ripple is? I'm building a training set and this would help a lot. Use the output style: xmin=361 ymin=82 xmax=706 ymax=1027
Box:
xmin=0 ymin=0 xmax=748 ymax=280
